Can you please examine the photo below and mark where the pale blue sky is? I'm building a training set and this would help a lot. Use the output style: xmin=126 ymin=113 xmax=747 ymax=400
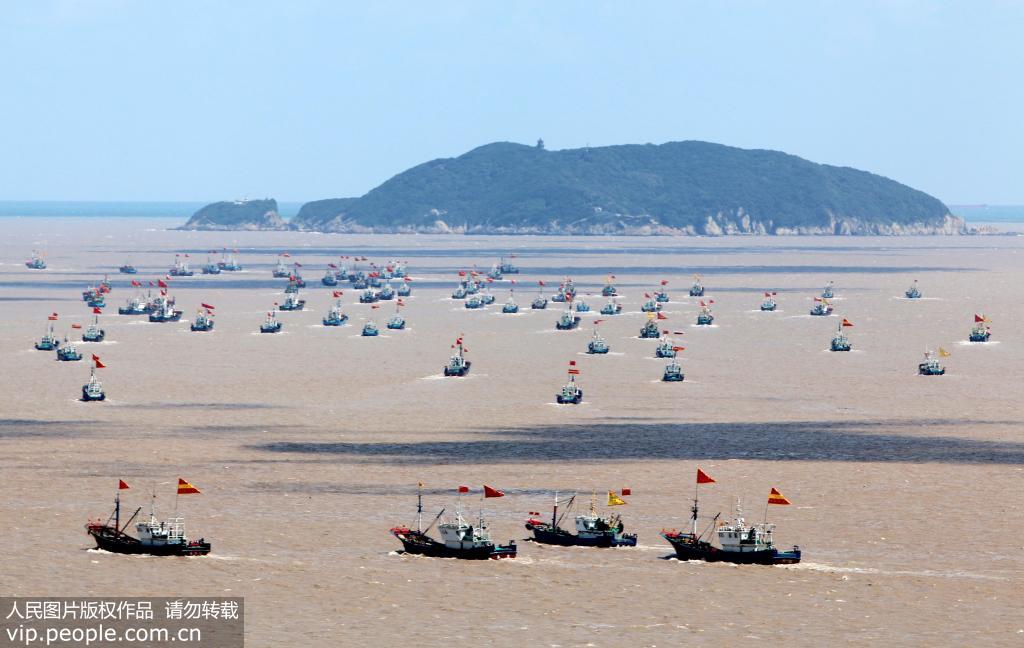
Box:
xmin=1 ymin=1 xmax=1020 ymax=204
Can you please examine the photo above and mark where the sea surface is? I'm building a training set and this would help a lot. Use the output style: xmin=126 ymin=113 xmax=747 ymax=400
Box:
xmin=1 ymin=218 xmax=1022 ymax=647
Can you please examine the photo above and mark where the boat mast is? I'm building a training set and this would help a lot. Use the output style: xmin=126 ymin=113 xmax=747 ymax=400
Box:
xmin=691 ymin=480 xmax=699 ymax=537
xmin=416 ymin=482 xmax=423 ymax=533
xmin=114 ymin=490 xmax=120 ymax=534
xmin=552 ymin=491 xmax=558 ymax=529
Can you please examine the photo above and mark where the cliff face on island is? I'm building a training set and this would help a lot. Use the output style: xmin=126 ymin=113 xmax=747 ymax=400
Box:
xmin=179 ymin=199 xmax=286 ymax=231
xmin=182 ymin=142 xmax=965 ymax=236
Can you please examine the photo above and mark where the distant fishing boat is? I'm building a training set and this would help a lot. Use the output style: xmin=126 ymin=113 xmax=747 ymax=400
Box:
xmin=640 ymin=293 xmax=661 ymax=312
xmin=586 ymin=323 xmax=609 ymax=354
xmin=525 ymin=492 xmax=637 ymax=548
xmin=555 ymin=305 xmax=581 ymax=330
xmin=378 ymin=281 xmax=396 ymax=300
xmin=86 ymin=292 xmax=106 ymax=308
xmin=200 ymin=255 xmax=221 ymax=274
xmin=689 ymin=276 xmax=704 ymax=297
xmin=322 ymin=267 xmax=339 ymax=286
xmin=655 ymin=334 xmax=677 ymax=358
xmin=359 ymin=288 xmax=378 ymax=304
xmin=272 ymin=255 xmax=291 ymax=278
xmin=118 ymin=262 xmax=137 ymax=274
xmin=82 ymin=313 xmax=106 ymax=342
xmin=190 ymin=308 xmax=215 ymax=332
xmin=367 ymin=272 xmax=382 ymax=288
xmin=555 ymin=361 xmax=583 ymax=404
xmin=291 ymin=269 xmax=307 ymax=288
xmin=397 ymin=278 xmax=412 ymax=297
xmin=81 ymin=361 xmax=106 ymax=401
xmin=390 ymin=484 xmax=516 ymax=560
xmin=531 ymin=282 xmax=548 ymax=309
xmin=498 ymin=255 xmax=519 ymax=274
xmin=662 ymin=358 xmax=684 ymax=381
xmin=601 ymin=276 xmax=617 ymax=297
xmin=168 ymin=254 xmax=194 ymax=277
xmin=464 ymin=295 xmax=484 ymax=309
xmin=323 ymin=295 xmax=349 ymax=326
xmin=25 ymin=250 xmax=46 ymax=269
xmin=278 ymin=292 xmax=305 ymax=311
xmin=118 ymin=293 xmax=149 ymax=315
xmin=551 ymin=277 xmax=576 ymax=303
xmin=821 ymin=281 xmax=834 ymax=299
xmin=57 ymin=337 xmax=83 ymax=361
xmin=85 ymin=480 xmax=210 ymax=556
xmin=696 ymin=301 xmax=714 ymax=326
xmin=444 ymin=337 xmax=471 ymax=376
xmin=487 ymin=263 xmax=503 ymax=280
xmin=969 ymin=314 xmax=991 ymax=342
xmin=655 ymin=279 xmax=670 ymax=302
xmin=392 ymin=261 xmax=409 ymax=278
xmin=148 ymin=295 xmax=182 ymax=322
xmin=502 ymin=288 xmax=519 ymax=313
xmin=905 ymin=280 xmax=921 ymax=299
xmin=386 ymin=301 xmax=406 ymax=330
xmin=600 ymin=298 xmax=622 ymax=315
xmin=218 ymin=248 xmax=242 ymax=271
xmin=639 ymin=314 xmax=660 ymax=338
xmin=809 ymin=298 xmax=833 ymax=316
xmin=479 ymin=288 xmax=495 ymax=305
xmin=918 ymin=349 xmax=946 ymax=375
xmin=830 ymin=319 xmax=853 ymax=351
xmin=260 ymin=311 xmax=282 ymax=333
xmin=760 ymin=291 xmax=777 ymax=311
xmin=361 ymin=320 xmax=379 ymax=337
xmin=661 ymin=469 xmax=801 ymax=565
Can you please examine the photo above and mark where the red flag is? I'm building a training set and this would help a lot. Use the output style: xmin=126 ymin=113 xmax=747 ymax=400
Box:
xmin=813 ymin=297 xmax=822 ymax=302
xmin=764 ymin=292 xmax=771 ymax=297
xmin=157 ymin=279 xmax=168 ymax=288
xmin=644 ymin=292 xmax=651 ymax=298
xmin=538 ymin=280 xmax=545 ymax=287
xmin=699 ymin=300 xmax=706 ymax=307
xmin=974 ymin=314 xmax=984 ymax=323
xmin=148 ymin=281 xmax=154 ymax=287
xmin=48 ymin=313 xmax=58 ymax=320
xmin=621 ymin=487 xmax=631 ymax=496
xmin=696 ymin=468 xmax=715 ymax=484
xmin=281 ymin=252 xmax=290 ymax=257
xmin=768 ymin=487 xmax=791 ymax=505
xmin=567 ymin=368 xmax=580 ymax=375
xmin=661 ymin=279 xmax=668 ymax=286
xmin=294 ymin=262 xmax=303 ymax=268
xmin=842 ymin=318 xmax=853 ymax=327
xmin=656 ymin=312 xmax=667 ymax=320
xmin=131 ymin=280 xmax=141 ymax=287
xmin=672 ymin=346 xmax=685 ymax=351
xmin=662 ymin=330 xmax=670 ymax=335
xmin=593 ymin=319 xmax=605 ymax=325
xmin=71 ymin=323 xmax=82 ymax=329
xmin=709 ymin=300 xmax=715 ymax=304
xmin=92 ymin=307 xmax=102 ymax=314
xmin=333 ymin=291 xmax=341 ymax=298
xmin=673 ymin=331 xmax=686 ymax=335
xmin=569 ymin=360 xmax=576 ymax=365
xmin=458 ymin=485 xmax=470 ymax=493
xmin=201 ymin=303 xmax=215 ymax=310
xmin=371 ymin=304 xmax=380 ymax=309
xmin=458 ymin=271 xmax=467 ymax=277
xmin=404 ymin=277 xmax=412 ymax=282
xmin=177 ymin=478 xmax=201 ymax=495
xmin=118 ymin=479 xmax=130 ymax=490
xmin=92 ymin=354 xmax=106 ymax=369
xmin=483 ymin=485 xmax=504 ymax=498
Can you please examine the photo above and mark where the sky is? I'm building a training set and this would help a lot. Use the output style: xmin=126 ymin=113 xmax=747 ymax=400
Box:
xmin=0 ymin=1 xmax=1021 ymax=204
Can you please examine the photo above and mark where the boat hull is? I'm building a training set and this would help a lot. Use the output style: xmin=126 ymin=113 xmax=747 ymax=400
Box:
xmin=81 ymin=387 xmax=105 ymax=401
xmin=555 ymin=317 xmax=581 ymax=330
xmin=662 ymin=533 xmax=801 ymax=565
xmin=526 ymin=523 xmax=637 ymax=548
xmin=391 ymin=529 xmax=515 ymax=560
xmin=556 ymin=390 xmax=583 ymax=404
xmin=88 ymin=527 xmax=210 ymax=556
xmin=148 ymin=312 xmax=183 ymax=323
xmin=444 ymin=361 xmax=471 ymax=377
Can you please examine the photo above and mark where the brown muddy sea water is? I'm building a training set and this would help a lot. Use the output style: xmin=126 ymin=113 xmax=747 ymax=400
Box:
xmin=1 ymin=218 xmax=1022 ymax=647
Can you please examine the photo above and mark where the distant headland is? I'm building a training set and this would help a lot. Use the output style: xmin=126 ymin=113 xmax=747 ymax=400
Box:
xmin=179 ymin=140 xmax=966 ymax=236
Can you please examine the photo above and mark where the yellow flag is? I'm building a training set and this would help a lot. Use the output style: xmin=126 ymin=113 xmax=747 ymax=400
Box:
xmin=939 ymin=347 xmax=951 ymax=357
xmin=607 ymin=491 xmax=626 ymax=506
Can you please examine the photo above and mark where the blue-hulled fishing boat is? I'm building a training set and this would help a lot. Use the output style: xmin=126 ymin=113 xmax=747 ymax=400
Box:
xmin=57 ymin=337 xmax=82 ymax=361
xmin=525 ymin=493 xmax=637 ymax=548
xmin=969 ymin=315 xmax=991 ymax=342
xmin=905 ymin=280 xmax=921 ymax=299
xmin=586 ymin=326 xmax=609 ymax=354
xmin=359 ymin=288 xmax=378 ymax=304
xmin=361 ymin=320 xmax=380 ymax=337
xmin=82 ymin=314 xmax=106 ymax=342
xmin=386 ymin=301 xmax=406 ymax=330
xmin=272 ymin=255 xmax=291 ymax=278
xmin=169 ymin=254 xmax=194 ymax=277
xmin=662 ymin=358 xmax=684 ymax=382
xmin=397 ymin=279 xmax=412 ymax=297
xmin=81 ymin=365 xmax=105 ymax=401
xmin=502 ymin=289 xmax=519 ymax=313
xmin=830 ymin=320 xmax=852 ymax=351
xmin=821 ymin=281 xmax=835 ymax=299
xmin=761 ymin=292 xmax=777 ymax=311
xmin=278 ymin=293 xmax=305 ymax=311
xmin=918 ymin=349 xmax=946 ymax=375
xmin=378 ymin=282 xmax=396 ymax=300
xmin=639 ymin=315 xmax=660 ymax=339
xmin=689 ymin=276 xmax=704 ymax=297
xmin=600 ymin=299 xmax=622 ymax=315
xmin=809 ymin=298 xmax=833 ymax=316
xmin=464 ymin=295 xmax=484 ymax=309
xmin=556 ymin=307 xmax=581 ymax=330
xmin=555 ymin=361 xmax=583 ymax=404
xmin=25 ymin=250 xmax=46 ymax=269
xmin=190 ymin=309 xmax=215 ymax=332
xmin=601 ymin=276 xmax=617 ymax=297
xmin=696 ymin=301 xmax=715 ymax=326
xmin=118 ymin=262 xmax=137 ymax=274
xmin=260 ymin=311 xmax=282 ymax=333
xmin=322 ymin=297 xmax=349 ymax=326
xmin=444 ymin=337 xmax=471 ymax=376
xmin=322 ymin=268 xmax=339 ymax=286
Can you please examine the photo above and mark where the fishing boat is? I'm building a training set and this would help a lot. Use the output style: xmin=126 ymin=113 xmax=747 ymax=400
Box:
xmin=323 ymin=299 xmax=349 ymax=326
xmin=498 ymin=255 xmax=520 ymax=274
xmin=689 ymin=276 xmax=705 ymax=297
xmin=663 ymin=358 xmax=684 ymax=381
xmin=821 ymin=281 xmax=835 ymax=299
xmin=168 ymin=254 xmax=194 ymax=277
xmin=464 ymin=278 xmax=479 ymax=295
xmin=696 ymin=302 xmax=714 ymax=326
xmin=291 ymin=271 xmax=307 ymax=288
xmin=487 ymin=264 xmax=503 ymax=280
xmin=98 ymin=275 xmax=112 ymax=293
xmin=905 ymin=280 xmax=921 ymax=299
xmin=218 ymin=249 xmax=242 ymax=271
xmin=555 ymin=361 xmax=583 ymax=404
xmin=190 ymin=309 xmax=215 ymax=332
xmin=600 ymin=299 xmax=622 ymax=315
xmin=760 ymin=292 xmax=777 ymax=311
xmin=82 ymin=315 xmax=106 ymax=342
xmin=451 ymin=285 xmax=468 ymax=300
xmin=367 ymin=273 xmax=382 ymax=288
xmin=272 ymin=255 xmax=291 ymax=278
xmin=86 ymin=292 xmax=106 ymax=309
xmin=809 ymin=298 xmax=833 ymax=316
xmin=575 ymin=299 xmax=590 ymax=313
xmin=525 ymin=493 xmax=637 ymax=548
xmin=118 ymin=262 xmax=137 ymax=274
xmin=479 ymin=288 xmax=495 ymax=305
xmin=662 ymin=497 xmax=801 ymax=565
xmin=601 ymin=276 xmax=617 ymax=297
xmin=386 ymin=302 xmax=406 ymax=330
xmin=392 ymin=262 xmax=408 ymax=278
xmin=969 ymin=315 xmax=991 ymax=342
xmin=502 ymin=289 xmax=519 ymax=313
xmin=918 ymin=349 xmax=946 ymax=376
xmin=397 ymin=280 xmax=412 ymax=297
xmin=464 ymin=295 xmax=484 ymax=309
xmin=587 ymin=327 xmax=610 ymax=354
xmin=278 ymin=293 xmax=305 ymax=311
xmin=390 ymin=485 xmax=516 ymax=560
xmin=81 ymin=366 xmax=106 ymax=401
xmin=555 ymin=308 xmax=581 ymax=330
xmin=85 ymin=485 xmax=210 ymax=556
xmin=640 ymin=297 xmax=660 ymax=313
xmin=148 ymin=298 xmax=183 ymax=322
xmin=361 ymin=320 xmax=380 ymax=337
xmin=443 ymin=337 xmax=471 ymax=376
xmin=352 ymin=276 xmax=369 ymax=290
xmin=830 ymin=322 xmax=851 ymax=351
xmin=25 ymin=250 xmax=46 ymax=269
xmin=118 ymin=294 xmax=149 ymax=315
xmin=655 ymin=335 xmax=677 ymax=358
xmin=359 ymin=288 xmax=379 ymax=304
xmin=260 ymin=311 xmax=282 ymax=333
xmin=655 ymin=280 xmax=670 ymax=303
xmin=82 ymin=287 xmax=99 ymax=302
xmin=322 ymin=268 xmax=339 ymax=286
xmin=57 ymin=337 xmax=83 ymax=361
xmin=201 ymin=257 xmax=221 ymax=274
xmin=639 ymin=315 xmax=661 ymax=339
xmin=378 ymin=282 xmax=396 ymax=300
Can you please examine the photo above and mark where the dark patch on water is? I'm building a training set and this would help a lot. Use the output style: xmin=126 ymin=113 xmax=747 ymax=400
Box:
xmin=130 ymin=402 xmax=282 ymax=411
xmin=247 ymin=418 xmax=1024 ymax=466
xmin=0 ymin=418 xmax=97 ymax=439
